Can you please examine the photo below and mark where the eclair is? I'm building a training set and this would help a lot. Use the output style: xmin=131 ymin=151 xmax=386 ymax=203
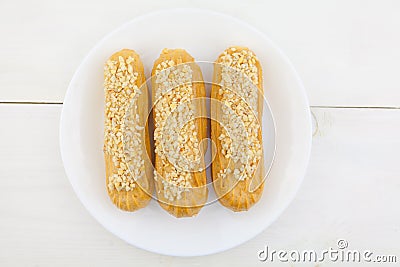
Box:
xmin=211 ymin=46 xmax=265 ymax=211
xmin=103 ymin=49 xmax=153 ymax=211
xmin=152 ymin=49 xmax=208 ymax=217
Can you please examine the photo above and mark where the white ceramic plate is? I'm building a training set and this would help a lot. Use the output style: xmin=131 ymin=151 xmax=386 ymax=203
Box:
xmin=60 ymin=8 xmax=312 ymax=256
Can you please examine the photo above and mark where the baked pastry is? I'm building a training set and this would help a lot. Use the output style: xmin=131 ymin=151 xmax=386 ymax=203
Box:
xmin=152 ymin=49 xmax=208 ymax=217
xmin=211 ymin=46 xmax=264 ymax=212
xmin=103 ymin=49 xmax=153 ymax=211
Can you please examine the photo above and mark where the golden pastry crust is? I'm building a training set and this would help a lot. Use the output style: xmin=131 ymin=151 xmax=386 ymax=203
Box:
xmin=211 ymin=46 xmax=265 ymax=212
xmin=152 ymin=49 xmax=208 ymax=217
xmin=104 ymin=49 xmax=153 ymax=211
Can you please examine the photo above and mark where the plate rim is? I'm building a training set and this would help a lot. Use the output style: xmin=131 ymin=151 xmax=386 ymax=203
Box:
xmin=59 ymin=7 xmax=312 ymax=257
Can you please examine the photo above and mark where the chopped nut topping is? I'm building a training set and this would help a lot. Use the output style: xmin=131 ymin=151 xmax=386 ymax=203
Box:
xmin=217 ymin=48 xmax=262 ymax=181
xmin=104 ymin=55 xmax=144 ymax=192
xmin=154 ymin=60 xmax=201 ymax=201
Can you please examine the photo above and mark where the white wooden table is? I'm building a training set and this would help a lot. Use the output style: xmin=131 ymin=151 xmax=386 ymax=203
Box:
xmin=1 ymin=1 xmax=399 ymax=266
